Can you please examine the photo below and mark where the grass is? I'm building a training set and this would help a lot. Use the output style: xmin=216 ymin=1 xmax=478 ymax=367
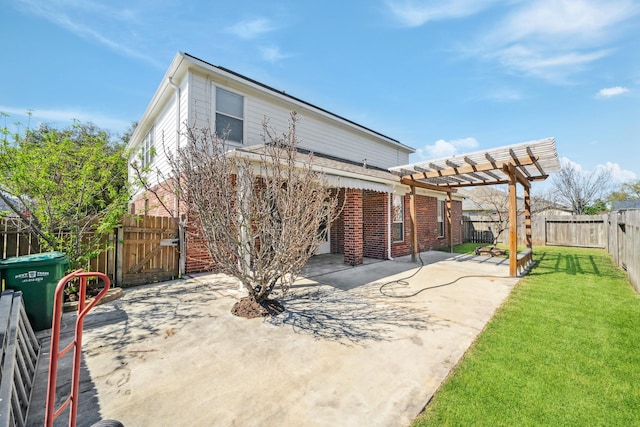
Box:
xmin=443 ymin=242 xmax=479 ymax=255
xmin=413 ymin=245 xmax=640 ymax=426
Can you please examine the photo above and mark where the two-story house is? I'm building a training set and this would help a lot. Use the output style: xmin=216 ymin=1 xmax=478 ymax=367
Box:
xmin=127 ymin=52 xmax=463 ymax=274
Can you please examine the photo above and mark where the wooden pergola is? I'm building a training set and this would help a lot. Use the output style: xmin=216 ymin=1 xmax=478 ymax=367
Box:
xmin=389 ymin=138 xmax=560 ymax=277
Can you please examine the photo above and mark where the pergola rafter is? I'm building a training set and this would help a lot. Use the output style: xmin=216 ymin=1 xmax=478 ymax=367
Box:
xmin=389 ymin=137 xmax=561 ymax=277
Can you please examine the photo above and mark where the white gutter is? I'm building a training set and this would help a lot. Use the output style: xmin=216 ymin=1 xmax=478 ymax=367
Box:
xmin=167 ymin=75 xmax=185 ymax=276
xmin=167 ymin=76 xmax=181 ymax=218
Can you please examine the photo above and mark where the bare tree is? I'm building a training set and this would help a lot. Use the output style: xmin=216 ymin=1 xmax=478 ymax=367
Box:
xmin=467 ymin=186 xmax=514 ymax=248
xmin=551 ymin=160 xmax=612 ymax=214
xmin=159 ymin=113 xmax=340 ymax=317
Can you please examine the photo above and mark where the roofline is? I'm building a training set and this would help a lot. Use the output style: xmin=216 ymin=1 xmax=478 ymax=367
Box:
xmin=181 ymin=52 xmax=415 ymax=153
xmin=128 ymin=52 xmax=186 ymax=149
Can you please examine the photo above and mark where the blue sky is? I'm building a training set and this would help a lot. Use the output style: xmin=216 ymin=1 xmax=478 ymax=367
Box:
xmin=2 ymin=0 xmax=639 ymax=187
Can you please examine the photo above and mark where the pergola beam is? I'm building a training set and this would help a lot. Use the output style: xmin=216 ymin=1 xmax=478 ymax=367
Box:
xmin=388 ymin=138 xmax=560 ymax=277
xmin=527 ymin=146 xmax=546 ymax=176
xmin=502 ymin=163 xmax=531 ymax=189
xmin=400 ymin=178 xmax=456 ymax=193
xmin=402 ymin=156 xmax=538 ymax=182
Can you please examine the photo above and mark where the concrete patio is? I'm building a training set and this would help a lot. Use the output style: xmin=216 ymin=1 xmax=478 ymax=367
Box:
xmin=27 ymin=251 xmax=520 ymax=427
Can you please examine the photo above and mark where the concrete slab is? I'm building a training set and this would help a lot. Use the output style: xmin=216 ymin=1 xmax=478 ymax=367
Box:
xmin=27 ymin=252 xmax=519 ymax=427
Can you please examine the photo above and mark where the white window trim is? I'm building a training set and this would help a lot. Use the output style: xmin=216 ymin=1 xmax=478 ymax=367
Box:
xmin=141 ymin=125 xmax=155 ymax=168
xmin=213 ymin=86 xmax=246 ymax=145
xmin=392 ymin=194 xmax=404 ymax=243
xmin=437 ymin=200 xmax=445 ymax=238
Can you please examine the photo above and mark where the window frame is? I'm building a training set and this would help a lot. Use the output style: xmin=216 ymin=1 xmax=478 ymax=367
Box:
xmin=392 ymin=194 xmax=404 ymax=243
xmin=141 ymin=126 xmax=155 ymax=168
xmin=215 ymin=87 xmax=245 ymax=144
xmin=437 ymin=200 xmax=445 ymax=238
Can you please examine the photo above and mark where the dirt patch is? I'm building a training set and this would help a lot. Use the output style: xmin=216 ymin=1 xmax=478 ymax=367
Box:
xmin=231 ymin=297 xmax=284 ymax=318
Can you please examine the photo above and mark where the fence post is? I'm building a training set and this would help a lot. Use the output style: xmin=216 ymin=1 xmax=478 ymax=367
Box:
xmin=115 ymin=226 xmax=124 ymax=286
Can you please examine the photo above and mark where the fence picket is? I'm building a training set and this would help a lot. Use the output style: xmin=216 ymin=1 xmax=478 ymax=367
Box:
xmin=0 ymin=215 xmax=179 ymax=287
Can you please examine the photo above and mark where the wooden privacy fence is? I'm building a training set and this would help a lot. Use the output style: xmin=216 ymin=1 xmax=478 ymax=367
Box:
xmin=0 ymin=215 xmax=180 ymax=287
xmin=464 ymin=214 xmax=608 ymax=248
xmin=1 ymin=217 xmax=40 ymax=258
xmin=543 ymin=215 xmax=607 ymax=248
xmin=607 ymin=210 xmax=640 ymax=293
xmin=117 ymin=215 xmax=180 ymax=286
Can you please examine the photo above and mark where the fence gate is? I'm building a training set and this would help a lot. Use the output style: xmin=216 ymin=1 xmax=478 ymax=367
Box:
xmin=118 ymin=215 xmax=180 ymax=286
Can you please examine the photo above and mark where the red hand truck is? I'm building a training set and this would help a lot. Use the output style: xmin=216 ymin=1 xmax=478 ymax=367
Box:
xmin=44 ymin=270 xmax=123 ymax=427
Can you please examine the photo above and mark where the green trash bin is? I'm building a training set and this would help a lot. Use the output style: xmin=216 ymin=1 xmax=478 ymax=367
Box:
xmin=0 ymin=252 xmax=70 ymax=331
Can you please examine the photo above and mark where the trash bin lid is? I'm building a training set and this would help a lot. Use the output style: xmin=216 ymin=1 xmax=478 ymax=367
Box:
xmin=0 ymin=251 xmax=68 ymax=268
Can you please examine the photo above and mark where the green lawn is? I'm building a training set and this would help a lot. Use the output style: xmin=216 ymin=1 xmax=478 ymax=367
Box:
xmin=413 ymin=246 xmax=640 ymax=426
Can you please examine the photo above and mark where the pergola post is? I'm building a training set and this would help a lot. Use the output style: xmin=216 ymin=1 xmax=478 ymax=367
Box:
xmin=508 ymin=165 xmax=518 ymax=277
xmin=446 ymin=191 xmax=453 ymax=252
xmin=524 ymin=185 xmax=532 ymax=250
xmin=410 ymin=185 xmax=418 ymax=262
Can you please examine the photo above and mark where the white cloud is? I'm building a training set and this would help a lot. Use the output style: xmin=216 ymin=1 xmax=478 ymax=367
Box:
xmin=415 ymin=137 xmax=479 ymax=160
xmin=494 ymin=0 xmax=636 ymax=45
xmin=560 ymin=157 xmax=637 ymax=184
xmin=597 ymin=86 xmax=629 ymax=97
xmin=260 ymin=46 xmax=291 ymax=63
xmin=476 ymin=0 xmax=640 ymax=82
xmin=227 ymin=17 xmax=277 ymax=39
xmin=559 ymin=156 xmax=584 ymax=171
xmin=14 ymin=0 xmax=163 ymax=68
xmin=485 ymin=87 xmax=522 ymax=102
xmin=0 ymin=105 xmax=131 ymax=134
xmin=490 ymin=45 xmax=612 ymax=82
xmin=596 ymin=162 xmax=637 ymax=183
xmin=386 ymin=0 xmax=497 ymax=27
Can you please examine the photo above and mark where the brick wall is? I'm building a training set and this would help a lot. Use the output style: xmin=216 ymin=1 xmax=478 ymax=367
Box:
xmin=130 ymin=185 xmax=176 ymax=217
xmin=133 ymin=180 xmax=463 ymax=271
xmin=362 ymin=190 xmax=388 ymax=259
xmin=390 ymin=194 xmax=463 ymax=258
xmin=184 ymin=217 xmax=215 ymax=273
xmin=343 ymin=188 xmax=363 ymax=265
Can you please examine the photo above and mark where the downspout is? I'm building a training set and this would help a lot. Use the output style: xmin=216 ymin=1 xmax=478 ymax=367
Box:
xmin=168 ymin=76 xmax=186 ymax=276
xmin=168 ymin=76 xmax=181 ymax=217
xmin=387 ymin=192 xmax=394 ymax=260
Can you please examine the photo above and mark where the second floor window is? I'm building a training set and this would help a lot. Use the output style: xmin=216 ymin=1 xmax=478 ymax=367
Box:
xmin=216 ymin=88 xmax=244 ymax=143
xmin=141 ymin=126 xmax=154 ymax=168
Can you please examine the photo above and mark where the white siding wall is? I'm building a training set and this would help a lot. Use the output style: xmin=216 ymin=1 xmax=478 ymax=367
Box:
xmin=129 ymin=76 xmax=188 ymax=193
xmin=189 ymin=71 xmax=211 ymax=131
xmin=131 ymin=65 xmax=412 ymax=196
xmin=189 ymin=71 xmax=411 ymax=169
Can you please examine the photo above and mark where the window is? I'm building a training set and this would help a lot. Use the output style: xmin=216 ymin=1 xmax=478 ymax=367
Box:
xmin=216 ymin=87 xmax=244 ymax=143
xmin=437 ymin=200 xmax=445 ymax=237
xmin=141 ymin=126 xmax=154 ymax=168
xmin=392 ymin=194 xmax=404 ymax=242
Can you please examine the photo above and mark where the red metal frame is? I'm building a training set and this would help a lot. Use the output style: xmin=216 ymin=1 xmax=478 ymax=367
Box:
xmin=45 ymin=270 xmax=111 ymax=427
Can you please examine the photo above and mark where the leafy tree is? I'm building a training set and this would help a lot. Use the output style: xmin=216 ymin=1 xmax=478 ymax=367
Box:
xmin=141 ymin=113 xmax=341 ymax=317
xmin=583 ymin=199 xmax=608 ymax=215
xmin=0 ymin=115 xmax=130 ymax=268
xmin=608 ymin=180 xmax=640 ymax=202
xmin=550 ymin=160 xmax=612 ymax=214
